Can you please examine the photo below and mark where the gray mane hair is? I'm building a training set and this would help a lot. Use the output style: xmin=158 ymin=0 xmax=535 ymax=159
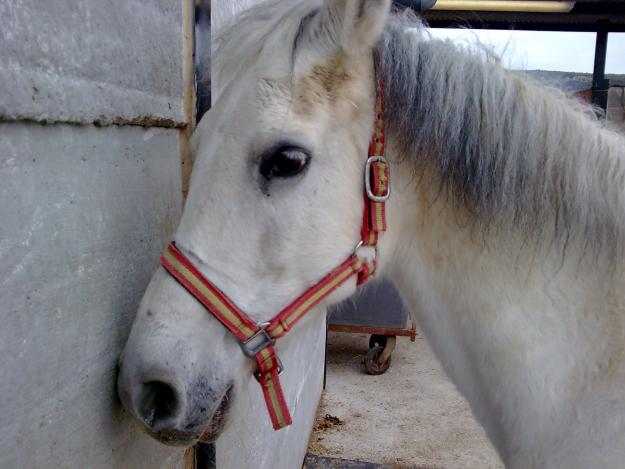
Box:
xmin=212 ymin=1 xmax=625 ymax=260
xmin=379 ymin=11 xmax=625 ymax=259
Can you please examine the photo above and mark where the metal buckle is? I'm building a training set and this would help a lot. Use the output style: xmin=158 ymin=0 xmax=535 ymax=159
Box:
xmin=365 ymin=156 xmax=391 ymax=202
xmin=254 ymin=356 xmax=285 ymax=382
xmin=353 ymin=240 xmax=378 ymax=261
xmin=240 ymin=323 xmax=275 ymax=358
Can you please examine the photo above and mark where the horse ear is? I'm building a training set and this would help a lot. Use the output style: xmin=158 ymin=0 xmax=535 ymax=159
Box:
xmin=324 ymin=0 xmax=390 ymax=54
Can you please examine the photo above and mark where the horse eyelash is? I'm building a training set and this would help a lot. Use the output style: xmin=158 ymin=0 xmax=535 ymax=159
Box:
xmin=257 ymin=142 xmax=312 ymax=182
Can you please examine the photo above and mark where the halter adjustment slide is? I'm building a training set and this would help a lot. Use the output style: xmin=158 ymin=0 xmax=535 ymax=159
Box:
xmin=240 ymin=325 xmax=276 ymax=357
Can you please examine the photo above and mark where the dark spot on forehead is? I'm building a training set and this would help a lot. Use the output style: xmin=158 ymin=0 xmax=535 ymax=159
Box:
xmin=297 ymin=54 xmax=352 ymax=109
xmin=312 ymin=60 xmax=350 ymax=94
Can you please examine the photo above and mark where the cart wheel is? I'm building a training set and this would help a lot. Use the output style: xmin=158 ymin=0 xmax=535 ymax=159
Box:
xmin=363 ymin=345 xmax=392 ymax=375
xmin=368 ymin=334 xmax=388 ymax=349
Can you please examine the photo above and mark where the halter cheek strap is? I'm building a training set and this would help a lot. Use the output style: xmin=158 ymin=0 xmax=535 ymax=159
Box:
xmin=160 ymin=58 xmax=389 ymax=430
xmin=359 ymin=71 xmax=389 ymax=284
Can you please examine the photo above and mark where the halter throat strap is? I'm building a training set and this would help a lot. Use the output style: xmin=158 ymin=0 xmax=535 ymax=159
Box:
xmin=160 ymin=56 xmax=389 ymax=430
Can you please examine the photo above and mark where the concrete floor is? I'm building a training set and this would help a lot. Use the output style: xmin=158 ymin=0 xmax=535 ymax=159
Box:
xmin=307 ymin=331 xmax=503 ymax=468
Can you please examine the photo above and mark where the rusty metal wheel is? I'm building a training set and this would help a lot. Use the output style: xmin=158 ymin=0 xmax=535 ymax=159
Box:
xmin=368 ymin=334 xmax=388 ymax=349
xmin=363 ymin=345 xmax=392 ymax=375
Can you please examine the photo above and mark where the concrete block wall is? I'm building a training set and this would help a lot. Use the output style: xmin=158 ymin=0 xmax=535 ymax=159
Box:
xmin=0 ymin=1 xmax=192 ymax=467
xmin=0 ymin=125 xmax=185 ymax=468
xmin=0 ymin=0 xmax=187 ymax=127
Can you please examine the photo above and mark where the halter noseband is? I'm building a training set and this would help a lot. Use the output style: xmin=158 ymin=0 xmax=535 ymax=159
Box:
xmin=161 ymin=60 xmax=389 ymax=430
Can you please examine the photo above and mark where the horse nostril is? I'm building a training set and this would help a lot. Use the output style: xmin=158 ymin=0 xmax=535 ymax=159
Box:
xmin=138 ymin=380 xmax=180 ymax=429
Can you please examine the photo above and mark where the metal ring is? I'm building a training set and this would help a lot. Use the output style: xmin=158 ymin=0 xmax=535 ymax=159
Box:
xmin=354 ymin=240 xmax=378 ymax=260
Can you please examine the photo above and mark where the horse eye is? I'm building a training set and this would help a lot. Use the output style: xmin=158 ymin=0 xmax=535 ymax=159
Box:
xmin=259 ymin=146 xmax=311 ymax=181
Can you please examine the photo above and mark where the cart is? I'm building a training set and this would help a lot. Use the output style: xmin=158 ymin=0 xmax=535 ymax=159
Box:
xmin=327 ymin=279 xmax=416 ymax=375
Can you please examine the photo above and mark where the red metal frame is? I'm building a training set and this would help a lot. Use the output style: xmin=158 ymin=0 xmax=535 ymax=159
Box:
xmin=327 ymin=320 xmax=417 ymax=342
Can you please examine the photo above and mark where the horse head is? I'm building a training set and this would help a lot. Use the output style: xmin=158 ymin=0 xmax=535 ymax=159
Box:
xmin=117 ymin=0 xmax=392 ymax=446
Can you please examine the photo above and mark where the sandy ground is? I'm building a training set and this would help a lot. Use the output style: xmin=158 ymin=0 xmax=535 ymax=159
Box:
xmin=307 ymin=331 xmax=503 ymax=468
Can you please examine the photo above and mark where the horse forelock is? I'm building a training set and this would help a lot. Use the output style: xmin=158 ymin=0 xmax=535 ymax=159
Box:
xmin=212 ymin=0 xmax=321 ymax=97
xmin=379 ymin=11 xmax=625 ymax=262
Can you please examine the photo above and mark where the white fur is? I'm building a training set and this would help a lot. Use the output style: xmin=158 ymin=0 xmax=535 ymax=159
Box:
xmin=119 ymin=0 xmax=625 ymax=466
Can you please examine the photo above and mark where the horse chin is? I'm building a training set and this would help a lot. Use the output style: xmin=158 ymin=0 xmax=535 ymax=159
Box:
xmin=145 ymin=427 xmax=200 ymax=447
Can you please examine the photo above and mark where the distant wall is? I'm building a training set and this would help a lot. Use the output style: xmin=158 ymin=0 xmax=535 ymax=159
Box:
xmin=607 ymin=86 xmax=625 ymax=132
xmin=210 ymin=2 xmax=326 ymax=468
xmin=0 ymin=1 xmax=193 ymax=467
xmin=573 ymin=86 xmax=624 ymax=132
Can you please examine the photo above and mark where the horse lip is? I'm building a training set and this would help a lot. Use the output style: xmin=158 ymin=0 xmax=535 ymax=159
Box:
xmin=144 ymin=427 xmax=199 ymax=447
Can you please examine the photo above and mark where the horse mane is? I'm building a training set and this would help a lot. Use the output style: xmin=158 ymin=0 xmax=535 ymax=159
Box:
xmin=380 ymin=11 xmax=625 ymax=260
xmin=212 ymin=0 xmax=318 ymax=97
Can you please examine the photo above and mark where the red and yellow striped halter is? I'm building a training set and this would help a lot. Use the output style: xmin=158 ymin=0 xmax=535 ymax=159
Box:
xmin=161 ymin=61 xmax=390 ymax=431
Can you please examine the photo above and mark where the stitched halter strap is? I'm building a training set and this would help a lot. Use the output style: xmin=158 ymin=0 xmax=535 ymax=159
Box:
xmin=160 ymin=58 xmax=389 ymax=430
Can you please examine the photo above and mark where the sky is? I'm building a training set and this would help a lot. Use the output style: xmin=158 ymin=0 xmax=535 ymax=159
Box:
xmin=428 ymin=29 xmax=625 ymax=74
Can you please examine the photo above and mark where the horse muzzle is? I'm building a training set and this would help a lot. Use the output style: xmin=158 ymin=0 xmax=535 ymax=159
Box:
xmin=117 ymin=359 xmax=233 ymax=447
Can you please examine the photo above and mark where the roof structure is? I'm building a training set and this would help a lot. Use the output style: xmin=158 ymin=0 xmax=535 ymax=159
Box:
xmin=394 ymin=0 xmax=625 ymax=32
xmin=393 ymin=0 xmax=623 ymax=111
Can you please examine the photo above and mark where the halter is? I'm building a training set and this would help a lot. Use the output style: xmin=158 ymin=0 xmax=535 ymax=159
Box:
xmin=161 ymin=59 xmax=389 ymax=430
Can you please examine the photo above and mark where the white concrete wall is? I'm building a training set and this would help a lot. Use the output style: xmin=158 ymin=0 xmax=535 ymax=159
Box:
xmin=216 ymin=317 xmax=326 ymax=469
xmin=210 ymin=2 xmax=326 ymax=468
xmin=0 ymin=1 xmax=191 ymax=467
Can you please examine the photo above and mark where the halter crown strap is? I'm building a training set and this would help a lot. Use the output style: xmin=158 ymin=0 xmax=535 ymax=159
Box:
xmin=359 ymin=56 xmax=388 ymax=285
xmin=159 ymin=56 xmax=388 ymax=431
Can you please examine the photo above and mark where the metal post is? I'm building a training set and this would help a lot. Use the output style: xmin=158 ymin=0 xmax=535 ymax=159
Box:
xmin=195 ymin=0 xmax=211 ymax=121
xmin=195 ymin=443 xmax=217 ymax=469
xmin=591 ymin=28 xmax=610 ymax=114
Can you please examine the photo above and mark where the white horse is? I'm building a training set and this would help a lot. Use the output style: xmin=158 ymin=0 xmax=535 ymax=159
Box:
xmin=118 ymin=0 xmax=625 ymax=466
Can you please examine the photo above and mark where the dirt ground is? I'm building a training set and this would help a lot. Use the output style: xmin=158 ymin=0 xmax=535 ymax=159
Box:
xmin=307 ymin=331 xmax=503 ymax=468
